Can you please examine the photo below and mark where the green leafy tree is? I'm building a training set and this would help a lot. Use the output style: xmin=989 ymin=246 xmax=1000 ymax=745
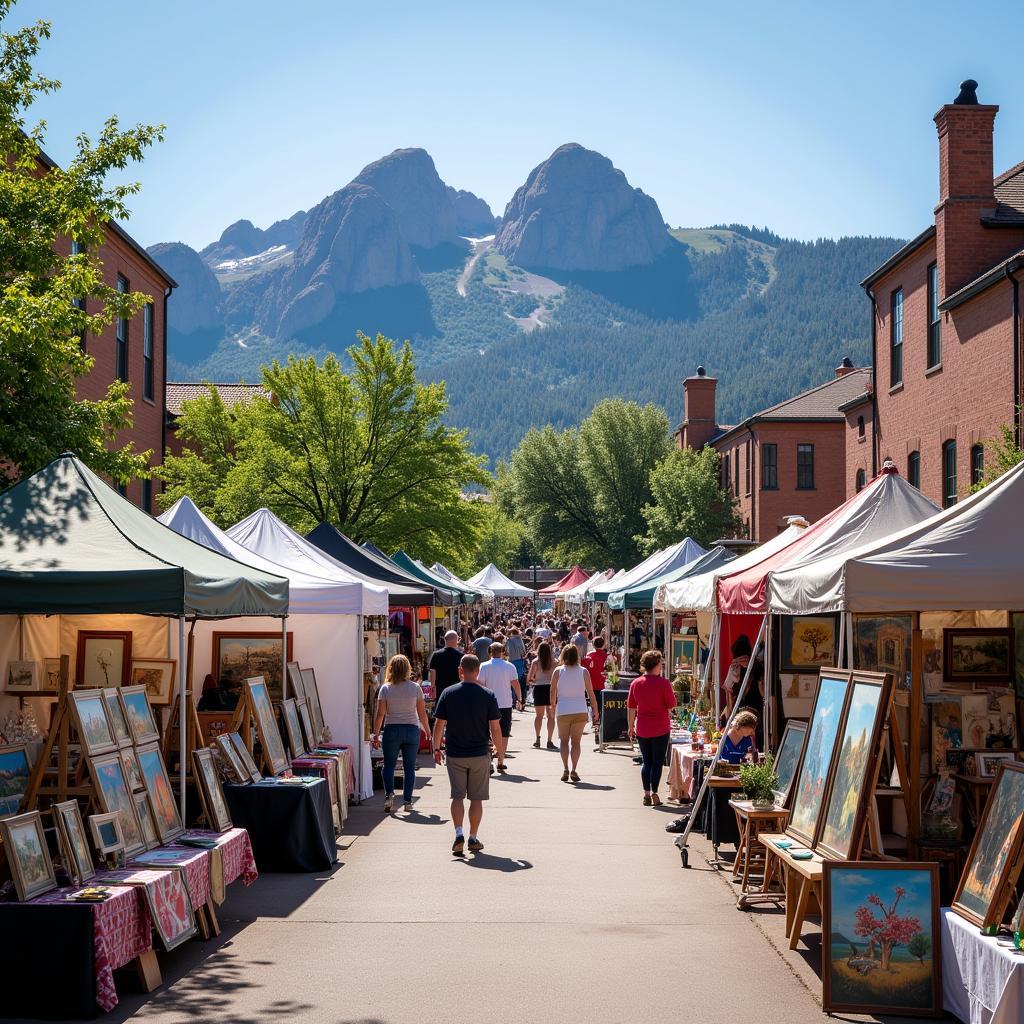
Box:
xmin=907 ymin=931 xmax=931 ymax=964
xmin=640 ymin=446 xmax=741 ymax=551
xmin=971 ymin=415 xmax=1024 ymax=492
xmin=461 ymin=500 xmax=529 ymax=576
xmin=0 ymin=2 xmax=164 ymax=484
xmin=159 ymin=333 xmax=489 ymax=565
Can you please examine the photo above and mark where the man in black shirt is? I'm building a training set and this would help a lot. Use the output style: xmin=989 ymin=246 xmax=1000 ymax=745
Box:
xmin=428 ymin=630 xmax=463 ymax=705
xmin=432 ymin=654 xmax=501 ymax=857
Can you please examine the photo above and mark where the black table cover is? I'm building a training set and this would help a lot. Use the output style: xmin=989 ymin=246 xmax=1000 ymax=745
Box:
xmin=224 ymin=779 xmax=337 ymax=872
xmin=690 ymin=759 xmax=740 ymax=847
xmin=0 ymin=902 xmax=98 ymax=1018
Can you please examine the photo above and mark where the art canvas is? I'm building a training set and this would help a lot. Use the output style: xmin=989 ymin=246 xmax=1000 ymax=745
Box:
xmin=5 ymin=660 xmax=39 ymax=693
xmin=88 ymin=813 xmax=124 ymax=855
xmin=282 ymin=699 xmax=306 ymax=759
xmin=853 ymin=615 xmax=912 ymax=690
xmin=69 ymin=690 xmax=118 ymax=757
xmin=215 ymin=733 xmax=250 ymax=784
xmin=213 ymin=632 xmax=293 ymax=702
xmin=121 ymin=747 xmax=144 ymax=792
xmin=0 ymin=811 xmax=57 ymax=901
xmin=191 ymin=748 xmax=233 ymax=832
xmin=0 ymin=744 xmax=32 ymax=817
xmin=246 ymin=678 xmax=290 ymax=775
xmin=781 ymin=615 xmax=838 ymax=672
xmin=787 ymin=671 xmax=851 ymax=845
xmin=42 ymin=658 xmax=63 ymax=689
xmin=129 ymin=658 xmax=177 ymax=706
xmin=297 ymin=698 xmax=316 ymax=752
xmin=286 ymin=661 xmax=306 ymax=701
xmin=671 ymin=636 xmax=697 ymax=675
xmin=300 ymin=668 xmax=326 ymax=742
xmin=136 ymin=743 xmax=184 ymax=842
xmin=953 ymin=762 xmax=1024 ymax=928
xmin=133 ymin=791 xmax=159 ymax=849
xmin=944 ymin=628 xmax=1014 ymax=683
xmin=823 ymin=862 xmax=941 ymax=1016
xmin=228 ymin=731 xmax=263 ymax=782
xmin=102 ymin=867 xmax=197 ymax=951
xmin=119 ymin=685 xmax=160 ymax=745
xmin=961 ymin=692 xmax=1016 ymax=750
xmin=772 ymin=721 xmax=807 ymax=807
xmin=976 ymin=752 xmax=1018 ymax=778
xmin=75 ymin=631 xmax=131 ymax=688
xmin=929 ymin=700 xmax=962 ymax=772
xmin=816 ymin=673 xmax=893 ymax=860
xmin=102 ymin=688 xmax=133 ymax=747
xmin=54 ymin=800 xmax=95 ymax=885
xmin=90 ymin=753 xmax=146 ymax=856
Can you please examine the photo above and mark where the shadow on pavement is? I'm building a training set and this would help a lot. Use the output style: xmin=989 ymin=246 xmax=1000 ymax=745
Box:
xmin=456 ymin=853 xmax=533 ymax=872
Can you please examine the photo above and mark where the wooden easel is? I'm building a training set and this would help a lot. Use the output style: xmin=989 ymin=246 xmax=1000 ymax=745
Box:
xmin=227 ymin=686 xmax=276 ymax=775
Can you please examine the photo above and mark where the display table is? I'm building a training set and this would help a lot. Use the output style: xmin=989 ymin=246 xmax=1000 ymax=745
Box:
xmin=941 ymin=908 xmax=1024 ymax=1024
xmin=292 ymin=755 xmax=342 ymax=831
xmin=667 ymin=744 xmax=716 ymax=802
xmin=760 ymin=834 xmax=825 ymax=950
xmin=224 ymin=778 xmax=337 ymax=872
xmin=729 ymin=798 xmax=789 ymax=896
xmin=0 ymin=884 xmax=155 ymax=1016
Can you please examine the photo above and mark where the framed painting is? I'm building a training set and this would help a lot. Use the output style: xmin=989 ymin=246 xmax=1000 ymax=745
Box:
xmin=772 ymin=720 xmax=808 ymax=808
xmin=191 ymin=748 xmax=233 ymax=833
xmin=4 ymin=660 xmax=40 ymax=693
xmin=853 ymin=614 xmax=912 ymax=690
xmin=69 ymin=689 xmax=118 ymax=757
xmin=89 ymin=753 xmax=146 ymax=856
xmin=246 ymin=678 xmax=290 ymax=775
xmin=823 ymin=861 xmax=941 ymax=1016
xmin=214 ymin=733 xmax=250 ymax=784
xmin=129 ymin=658 xmax=177 ymax=706
xmin=670 ymin=635 xmax=698 ymax=675
xmin=953 ymin=762 xmax=1024 ymax=929
xmin=930 ymin=700 xmax=963 ymax=772
xmin=120 ymin=747 xmax=145 ymax=792
xmin=87 ymin=812 xmax=125 ymax=856
xmin=780 ymin=615 xmax=839 ymax=673
xmin=135 ymin=743 xmax=184 ymax=843
xmin=213 ymin=631 xmax=293 ymax=702
xmin=1013 ymin=891 xmax=1024 ymax=949
xmin=133 ymin=866 xmax=198 ymax=951
xmin=102 ymin=688 xmax=133 ymax=748
xmin=228 ymin=732 xmax=262 ymax=783
xmin=133 ymin=791 xmax=160 ymax=850
xmin=961 ymin=692 xmax=1017 ymax=750
xmin=286 ymin=661 xmax=306 ymax=701
xmin=943 ymin=628 xmax=1014 ymax=684
xmin=42 ymin=658 xmax=63 ymax=690
xmin=786 ymin=669 xmax=852 ymax=846
xmin=300 ymin=668 xmax=326 ymax=744
xmin=815 ymin=671 xmax=895 ymax=860
xmin=976 ymin=752 xmax=1018 ymax=778
xmin=297 ymin=698 xmax=317 ymax=753
xmin=53 ymin=800 xmax=96 ymax=885
xmin=0 ymin=744 xmax=32 ymax=817
xmin=0 ymin=811 xmax=57 ymax=901
xmin=281 ymin=698 xmax=306 ymax=759
xmin=75 ymin=631 xmax=132 ymax=688
xmin=119 ymin=685 xmax=160 ymax=746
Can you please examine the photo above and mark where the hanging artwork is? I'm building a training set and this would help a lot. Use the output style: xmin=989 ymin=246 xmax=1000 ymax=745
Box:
xmin=780 ymin=615 xmax=839 ymax=673
xmin=961 ymin=692 xmax=1017 ymax=750
xmin=129 ymin=658 xmax=177 ymax=706
xmin=853 ymin=615 xmax=912 ymax=691
xmin=213 ymin=632 xmax=293 ymax=702
xmin=943 ymin=628 xmax=1014 ymax=684
xmin=75 ymin=631 xmax=132 ymax=688
xmin=929 ymin=701 xmax=963 ymax=772
xmin=823 ymin=861 xmax=941 ymax=1016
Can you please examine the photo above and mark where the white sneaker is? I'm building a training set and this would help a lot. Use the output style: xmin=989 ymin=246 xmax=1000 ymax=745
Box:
xmin=384 ymin=793 xmax=394 ymax=813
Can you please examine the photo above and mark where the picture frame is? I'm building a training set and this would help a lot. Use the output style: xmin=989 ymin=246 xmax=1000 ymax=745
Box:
xmin=42 ymin=658 xmax=63 ymax=690
xmin=118 ymin=685 xmax=160 ymax=746
xmin=786 ymin=669 xmax=852 ymax=846
xmin=297 ymin=698 xmax=317 ymax=753
xmin=300 ymin=668 xmax=326 ymax=744
xmin=191 ymin=748 xmax=233 ymax=833
xmin=120 ymin=747 xmax=145 ymax=792
xmin=815 ymin=671 xmax=895 ymax=860
xmin=135 ymin=743 xmax=184 ymax=843
xmin=228 ymin=732 xmax=262 ymax=783
xmin=962 ymin=692 xmax=1017 ymax=750
xmin=245 ymin=677 xmax=290 ymax=776
xmin=1013 ymin=613 xmax=1024 ymax=700
xmin=133 ymin=791 xmax=160 ymax=850
xmin=89 ymin=752 xmax=146 ymax=857
xmin=976 ymin=752 xmax=1018 ymax=778
xmin=0 ymin=744 xmax=32 ymax=817
xmin=772 ymin=720 xmax=808 ymax=808
xmin=853 ymin=614 xmax=913 ymax=690
xmin=930 ymin=699 xmax=963 ymax=772
xmin=0 ymin=811 xmax=57 ymax=901
xmin=69 ymin=689 xmax=118 ymax=757
xmin=213 ymin=631 xmax=293 ymax=702
xmin=75 ymin=631 xmax=132 ymax=688
xmin=670 ymin=635 xmax=698 ymax=676
xmin=281 ymin=698 xmax=306 ymax=759
xmin=780 ymin=615 xmax=839 ymax=673
xmin=214 ymin=733 xmax=250 ymax=784
xmin=4 ymin=660 xmax=40 ymax=693
xmin=952 ymin=762 xmax=1024 ymax=929
xmin=286 ymin=661 xmax=306 ymax=701
xmin=126 ymin=864 xmax=198 ymax=951
xmin=943 ymin=628 xmax=1014 ymax=684
xmin=823 ymin=861 xmax=941 ymax=1017
xmin=102 ymin=688 xmax=133 ymax=748
xmin=129 ymin=658 xmax=177 ymax=706
xmin=53 ymin=800 xmax=96 ymax=885
xmin=87 ymin=812 xmax=125 ymax=856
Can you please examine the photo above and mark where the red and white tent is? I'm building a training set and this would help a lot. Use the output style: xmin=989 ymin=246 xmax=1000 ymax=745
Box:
xmin=539 ymin=565 xmax=590 ymax=596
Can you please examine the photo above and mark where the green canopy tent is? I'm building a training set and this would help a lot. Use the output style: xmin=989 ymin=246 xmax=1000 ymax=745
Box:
xmin=390 ymin=550 xmax=470 ymax=605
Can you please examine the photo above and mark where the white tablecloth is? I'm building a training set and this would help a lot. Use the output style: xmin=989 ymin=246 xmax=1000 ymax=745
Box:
xmin=941 ymin=908 xmax=1024 ymax=1024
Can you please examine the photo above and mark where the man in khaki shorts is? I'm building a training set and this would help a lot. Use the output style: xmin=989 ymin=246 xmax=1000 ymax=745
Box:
xmin=432 ymin=654 xmax=502 ymax=856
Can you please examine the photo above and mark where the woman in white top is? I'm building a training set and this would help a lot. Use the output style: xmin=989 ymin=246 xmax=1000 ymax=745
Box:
xmin=527 ymin=641 xmax=557 ymax=750
xmin=371 ymin=655 xmax=430 ymax=813
xmin=550 ymin=644 xmax=598 ymax=783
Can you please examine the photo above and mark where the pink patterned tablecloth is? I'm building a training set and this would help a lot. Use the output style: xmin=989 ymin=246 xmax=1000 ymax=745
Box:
xmin=668 ymin=744 xmax=717 ymax=802
xmin=126 ymin=847 xmax=212 ymax=907
xmin=291 ymin=756 xmax=339 ymax=805
xmin=31 ymin=884 xmax=151 ymax=1012
xmin=318 ymin=744 xmax=356 ymax=795
xmin=179 ymin=828 xmax=259 ymax=887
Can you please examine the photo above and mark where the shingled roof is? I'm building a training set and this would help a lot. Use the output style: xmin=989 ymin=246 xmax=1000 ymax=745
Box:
xmin=987 ymin=160 xmax=1024 ymax=225
xmin=165 ymin=382 xmax=269 ymax=417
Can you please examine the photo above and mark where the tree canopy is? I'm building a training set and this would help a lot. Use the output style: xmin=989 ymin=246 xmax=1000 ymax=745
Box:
xmin=0 ymin=1 xmax=163 ymax=485
xmin=159 ymin=333 xmax=490 ymax=566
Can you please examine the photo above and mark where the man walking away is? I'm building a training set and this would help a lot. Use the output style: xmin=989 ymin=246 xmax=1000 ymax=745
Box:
xmin=433 ymin=655 xmax=502 ymax=856
xmin=506 ymin=627 xmax=528 ymax=699
xmin=571 ymin=624 xmax=590 ymax=657
xmin=479 ymin=642 xmax=522 ymax=772
xmin=471 ymin=626 xmax=494 ymax=662
xmin=428 ymin=630 xmax=463 ymax=709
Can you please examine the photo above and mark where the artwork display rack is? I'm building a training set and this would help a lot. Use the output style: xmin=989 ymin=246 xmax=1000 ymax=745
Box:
xmin=227 ymin=686 xmax=274 ymax=776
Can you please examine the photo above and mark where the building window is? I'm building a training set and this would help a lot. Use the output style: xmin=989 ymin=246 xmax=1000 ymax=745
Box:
xmin=744 ymin=439 xmax=752 ymax=495
xmin=890 ymin=287 xmax=903 ymax=387
xmin=796 ymin=443 xmax=815 ymax=490
xmin=116 ymin=481 xmax=127 ymax=497
xmin=971 ymin=443 xmax=984 ymax=487
xmin=143 ymin=303 xmax=154 ymax=401
xmin=927 ymin=263 xmax=941 ymax=369
xmin=70 ymin=241 xmax=87 ymax=350
xmin=907 ymin=450 xmax=920 ymax=489
xmin=942 ymin=440 xmax=957 ymax=508
xmin=734 ymin=447 xmax=740 ymax=495
xmin=140 ymin=478 xmax=152 ymax=514
xmin=855 ymin=468 xmax=866 ymax=492
xmin=857 ymin=415 xmax=865 ymax=439
xmin=722 ymin=451 xmax=730 ymax=492
xmin=761 ymin=443 xmax=778 ymax=490
xmin=116 ymin=275 xmax=129 ymax=382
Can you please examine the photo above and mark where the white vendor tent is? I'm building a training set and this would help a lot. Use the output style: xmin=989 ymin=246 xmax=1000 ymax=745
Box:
xmin=431 ymin=563 xmax=495 ymax=602
xmin=465 ymin=563 xmax=535 ymax=598
xmin=593 ymin=537 xmax=708 ymax=604
xmin=563 ymin=569 xmax=616 ymax=605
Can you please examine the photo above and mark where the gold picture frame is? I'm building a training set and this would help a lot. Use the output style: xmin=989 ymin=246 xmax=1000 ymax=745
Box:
xmin=0 ymin=811 xmax=57 ymax=900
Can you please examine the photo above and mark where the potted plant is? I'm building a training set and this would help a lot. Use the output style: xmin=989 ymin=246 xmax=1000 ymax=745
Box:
xmin=605 ymin=657 xmax=621 ymax=690
xmin=739 ymin=755 xmax=778 ymax=808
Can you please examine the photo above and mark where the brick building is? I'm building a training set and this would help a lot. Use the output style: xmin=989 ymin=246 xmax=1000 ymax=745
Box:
xmin=676 ymin=361 xmax=868 ymax=540
xmin=850 ymin=80 xmax=1024 ymax=507
xmin=164 ymin=383 xmax=270 ymax=459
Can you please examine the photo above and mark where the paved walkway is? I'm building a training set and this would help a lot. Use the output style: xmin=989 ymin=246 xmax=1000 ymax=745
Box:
xmin=109 ymin=713 xmax=835 ymax=1024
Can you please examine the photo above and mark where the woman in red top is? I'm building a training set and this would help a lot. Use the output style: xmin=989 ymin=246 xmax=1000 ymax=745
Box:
xmin=627 ymin=650 xmax=677 ymax=806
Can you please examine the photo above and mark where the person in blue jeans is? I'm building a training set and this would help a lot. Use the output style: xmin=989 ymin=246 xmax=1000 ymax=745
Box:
xmin=371 ymin=654 xmax=431 ymax=813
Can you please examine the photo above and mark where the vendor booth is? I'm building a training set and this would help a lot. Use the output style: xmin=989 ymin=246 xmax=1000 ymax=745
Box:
xmin=465 ymin=563 xmax=535 ymax=600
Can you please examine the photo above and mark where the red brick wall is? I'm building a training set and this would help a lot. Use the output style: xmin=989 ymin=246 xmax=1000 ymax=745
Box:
xmin=844 ymin=400 xmax=873 ymax=497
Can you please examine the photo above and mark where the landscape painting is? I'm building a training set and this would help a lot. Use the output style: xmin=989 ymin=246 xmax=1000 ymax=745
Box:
xmin=944 ymin=628 xmax=1014 ymax=683
xmin=0 ymin=745 xmax=31 ymax=817
xmin=130 ymin=658 xmax=177 ymax=706
xmin=782 ymin=615 xmax=838 ymax=672
xmin=69 ymin=690 xmax=117 ymax=757
xmin=136 ymin=744 xmax=184 ymax=842
xmin=4 ymin=660 xmax=39 ymax=692
xmin=772 ymin=720 xmax=807 ymax=807
xmin=90 ymin=754 xmax=145 ymax=856
xmin=246 ymin=678 xmax=290 ymax=775
xmin=0 ymin=812 xmax=57 ymax=901
xmin=214 ymin=632 xmax=293 ymax=702
xmin=823 ymin=862 xmax=940 ymax=1016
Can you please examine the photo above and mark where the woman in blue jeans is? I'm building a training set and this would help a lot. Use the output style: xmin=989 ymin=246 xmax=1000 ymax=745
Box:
xmin=371 ymin=655 xmax=431 ymax=813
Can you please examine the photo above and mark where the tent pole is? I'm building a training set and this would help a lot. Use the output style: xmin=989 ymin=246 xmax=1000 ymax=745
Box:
xmin=838 ymin=613 xmax=846 ymax=668
xmin=624 ymin=609 xmax=630 ymax=674
xmin=281 ymin=616 xmax=288 ymax=700
xmin=845 ymin=611 xmax=854 ymax=669
xmin=765 ymin=614 xmax=774 ymax=749
xmin=178 ymin=617 xmax=187 ymax=821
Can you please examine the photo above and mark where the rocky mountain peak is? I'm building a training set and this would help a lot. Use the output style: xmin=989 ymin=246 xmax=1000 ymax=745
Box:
xmin=146 ymin=242 xmax=224 ymax=362
xmin=494 ymin=143 xmax=672 ymax=272
xmin=447 ymin=186 xmax=498 ymax=236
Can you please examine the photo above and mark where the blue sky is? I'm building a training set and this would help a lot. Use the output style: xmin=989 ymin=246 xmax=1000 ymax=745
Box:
xmin=12 ymin=1 xmax=1024 ymax=250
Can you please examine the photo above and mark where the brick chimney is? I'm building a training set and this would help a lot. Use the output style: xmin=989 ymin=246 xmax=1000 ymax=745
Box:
xmin=835 ymin=356 xmax=857 ymax=378
xmin=933 ymin=80 xmax=1002 ymax=296
xmin=678 ymin=366 xmax=718 ymax=450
